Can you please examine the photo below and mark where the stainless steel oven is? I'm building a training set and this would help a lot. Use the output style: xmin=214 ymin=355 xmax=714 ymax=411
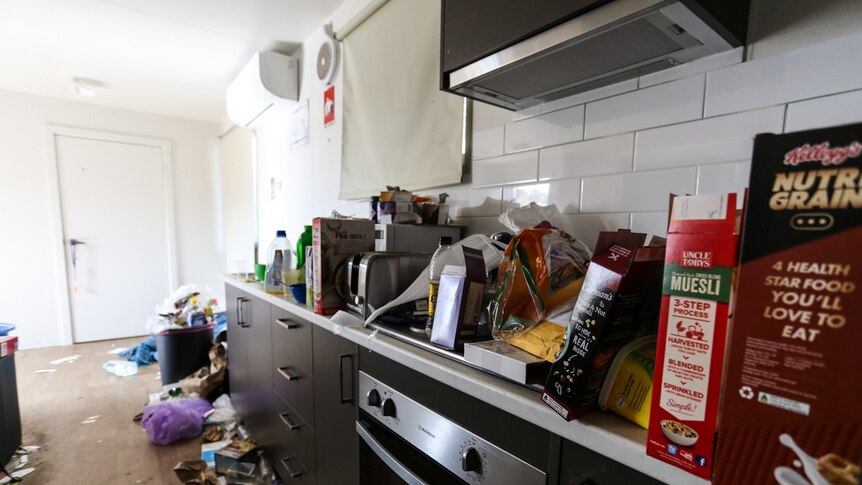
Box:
xmin=356 ymin=370 xmax=546 ymax=485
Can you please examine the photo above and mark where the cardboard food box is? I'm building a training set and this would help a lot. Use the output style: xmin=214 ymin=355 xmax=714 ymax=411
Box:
xmin=646 ymin=193 xmax=742 ymax=480
xmin=0 ymin=336 xmax=18 ymax=358
xmin=430 ymin=247 xmax=486 ymax=349
xmin=312 ymin=218 xmax=375 ymax=315
xmin=542 ymin=230 xmax=665 ymax=421
xmin=714 ymin=123 xmax=862 ymax=485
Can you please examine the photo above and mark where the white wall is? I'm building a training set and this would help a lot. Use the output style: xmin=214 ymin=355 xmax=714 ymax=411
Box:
xmin=250 ymin=1 xmax=862 ymax=253
xmin=0 ymin=90 xmax=223 ymax=349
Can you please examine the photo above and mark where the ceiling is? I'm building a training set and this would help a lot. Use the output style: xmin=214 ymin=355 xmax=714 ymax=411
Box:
xmin=0 ymin=0 xmax=346 ymax=123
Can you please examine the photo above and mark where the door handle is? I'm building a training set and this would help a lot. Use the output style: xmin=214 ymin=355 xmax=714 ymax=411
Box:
xmin=275 ymin=318 xmax=299 ymax=330
xmin=277 ymin=367 xmax=299 ymax=381
xmin=339 ymin=353 xmax=354 ymax=403
xmin=278 ymin=412 xmax=301 ymax=431
xmin=238 ymin=298 xmax=250 ymax=328
xmin=280 ymin=457 xmax=303 ymax=478
xmin=69 ymin=238 xmax=86 ymax=246
xmin=356 ymin=421 xmax=428 ymax=485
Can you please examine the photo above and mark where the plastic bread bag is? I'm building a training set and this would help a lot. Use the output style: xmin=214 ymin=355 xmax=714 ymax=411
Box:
xmin=364 ymin=234 xmax=508 ymax=324
xmin=489 ymin=225 xmax=591 ymax=341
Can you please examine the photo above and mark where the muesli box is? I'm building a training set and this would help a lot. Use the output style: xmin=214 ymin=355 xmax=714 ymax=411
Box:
xmin=542 ymin=230 xmax=665 ymax=421
xmin=714 ymin=123 xmax=862 ymax=485
xmin=646 ymin=193 xmax=742 ymax=480
xmin=312 ymin=218 xmax=375 ymax=315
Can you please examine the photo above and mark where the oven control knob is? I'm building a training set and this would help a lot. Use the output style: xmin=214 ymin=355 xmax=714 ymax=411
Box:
xmin=366 ymin=389 xmax=381 ymax=407
xmin=461 ymin=447 xmax=482 ymax=474
xmin=381 ymin=398 xmax=396 ymax=418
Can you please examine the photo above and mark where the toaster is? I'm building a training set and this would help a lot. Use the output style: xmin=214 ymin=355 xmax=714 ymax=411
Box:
xmin=346 ymin=252 xmax=432 ymax=320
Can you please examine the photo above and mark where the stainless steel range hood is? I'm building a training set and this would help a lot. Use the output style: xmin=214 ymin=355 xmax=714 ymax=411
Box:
xmin=444 ymin=0 xmax=737 ymax=111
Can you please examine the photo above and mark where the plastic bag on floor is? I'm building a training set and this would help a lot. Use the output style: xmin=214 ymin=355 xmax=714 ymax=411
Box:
xmin=142 ymin=397 xmax=213 ymax=445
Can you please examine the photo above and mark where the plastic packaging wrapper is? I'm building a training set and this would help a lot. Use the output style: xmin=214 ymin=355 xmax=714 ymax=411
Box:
xmin=499 ymin=202 xmax=570 ymax=234
xmin=146 ymin=284 xmax=223 ymax=335
xmin=207 ymin=393 xmax=238 ymax=424
xmin=173 ymin=460 xmax=219 ymax=485
xmin=489 ymin=205 xmax=591 ymax=341
xmin=142 ymin=397 xmax=213 ymax=445
xmin=364 ymin=234 xmax=508 ymax=324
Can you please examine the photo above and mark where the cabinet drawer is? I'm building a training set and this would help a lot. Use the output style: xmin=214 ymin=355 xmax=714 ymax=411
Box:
xmin=272 ymin=308 xmax=313 ymax=374
xmin=271 ymin=438 xmax=315 ymax=485
xmin=274 ymin=352 xmax=314 ymax=427
xmin=273 ymin=395 xmax=315 ymax=477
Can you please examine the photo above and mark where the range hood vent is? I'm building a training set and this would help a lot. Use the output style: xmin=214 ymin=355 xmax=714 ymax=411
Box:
xmin=444 ymin=0 xmax=742 ymax=110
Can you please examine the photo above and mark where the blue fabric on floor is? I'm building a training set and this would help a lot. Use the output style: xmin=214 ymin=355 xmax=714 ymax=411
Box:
xmin=119 ymin=336 xmax=158 ymax=366
xmin=213 ymin=313 xmax=227 ymax=340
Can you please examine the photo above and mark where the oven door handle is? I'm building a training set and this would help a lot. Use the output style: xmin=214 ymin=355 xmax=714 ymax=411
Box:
xmin=355 ymin=421 xmax=429 ymax=485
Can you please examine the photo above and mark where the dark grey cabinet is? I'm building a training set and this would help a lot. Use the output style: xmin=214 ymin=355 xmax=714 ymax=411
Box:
xmin=313 ymin=325 xmax=358 ymax=485
xmin=558 ymin=439 xmax=663 ymax=485
xmin=441 ymin=0 xmax=604 ymax=73
xmin=226 ymin=284 xmax=359 ymax=485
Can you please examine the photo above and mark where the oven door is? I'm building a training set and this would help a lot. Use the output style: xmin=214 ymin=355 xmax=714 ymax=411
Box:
xmin=357 ymin=412 xmax=466 ymax=485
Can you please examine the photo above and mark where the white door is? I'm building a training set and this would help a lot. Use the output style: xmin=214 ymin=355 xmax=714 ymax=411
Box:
xmin=55 ymin=133 xmax=175 ymax=342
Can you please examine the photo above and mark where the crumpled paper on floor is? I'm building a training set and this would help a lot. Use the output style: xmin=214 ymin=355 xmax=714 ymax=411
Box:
xmin=173 ymin=460 xmax=219 ymax=485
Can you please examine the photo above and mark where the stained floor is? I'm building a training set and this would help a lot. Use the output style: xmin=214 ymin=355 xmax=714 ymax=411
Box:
xmin=11 ymin=337 xmax=199 ymax=484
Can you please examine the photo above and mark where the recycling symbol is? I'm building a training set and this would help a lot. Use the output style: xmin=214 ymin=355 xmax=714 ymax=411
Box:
xmin=739 ymin=386 xmax=754 ymax=400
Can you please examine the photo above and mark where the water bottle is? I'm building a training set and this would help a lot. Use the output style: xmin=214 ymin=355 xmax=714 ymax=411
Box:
xmin=296 ymin=225 xmax=312 ymax=269
xmin=425 ymin=236 xmax=453 ymax=338
xmin=264 ymin=230 xmax=291 ymax=294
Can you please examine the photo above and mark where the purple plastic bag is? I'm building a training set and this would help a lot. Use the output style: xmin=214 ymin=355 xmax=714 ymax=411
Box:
xmin=141 ymin=397 xmax=213 ymax=445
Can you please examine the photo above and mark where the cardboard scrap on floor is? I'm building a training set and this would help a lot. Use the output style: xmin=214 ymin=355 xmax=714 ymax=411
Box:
xmin=50 ymin=354 xmax=81 ymax=365
xmin=173 ymin=460 xmax=219 ymax=485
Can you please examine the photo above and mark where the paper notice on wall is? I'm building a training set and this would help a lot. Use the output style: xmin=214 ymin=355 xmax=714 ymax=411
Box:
xmin=289 ymin=99 xmax=310 ymax=151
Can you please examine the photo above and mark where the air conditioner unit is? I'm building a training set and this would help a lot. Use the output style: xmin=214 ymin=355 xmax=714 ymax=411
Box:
xmin=226 ymin=51 xmax=299 ymax=126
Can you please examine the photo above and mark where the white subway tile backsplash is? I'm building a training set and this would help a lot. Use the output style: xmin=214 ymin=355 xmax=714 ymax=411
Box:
xmin=472 ymin=126 xmax=504 ymax=160
xmin=584 ymin=75 xmax=705 ymax=139
xmin=503 ymin=178 xmax=582 ymax=215
xmin=513 ymin=105 xmax=542 ymax=121
xmin=581 ymin=167 xmax=696 ymax=213
xmin=473 ymin=102 xmax=514 ymax=131
xmin=704 ymin=31 xmax=862 ymax=117
xmin=785 ymin=88 xmax=862 ymax=133
xmin=445 ymin=186 xmax=503 ymax=218
xmin=639 ymin=48 xmax=743 ymax=88
xmin=541 ymin=79 xmax=638 ymax=114
xmin=540 ymin=133 xmax=633 ymax=181
xmin=455 ymin=216 xmax=507 ymax=237
xmin=634 ymin=106 xmax=784 ymax=171
xmin=697 ymin=161 xmax=751 ymax=201
xmin=504 ymin=105 xmax=584 ymax=153
xmin=630 ymin=211 xmax=669 ymax=238
xmin=561 ymin=213 xmax=631 ymax=251
xmin=473 ymin=151 xmax=538 ymax=188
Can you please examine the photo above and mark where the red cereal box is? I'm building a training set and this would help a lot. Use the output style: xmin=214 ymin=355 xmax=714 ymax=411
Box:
xmin=647 ymin=193 xmax=742 ymax=479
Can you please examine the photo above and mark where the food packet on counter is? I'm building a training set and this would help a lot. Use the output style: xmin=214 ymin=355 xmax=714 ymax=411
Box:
xmin=507 ymin=276 xmax=585 ymax=361
xmin=489 ymin=225 xmax=590 ymax=341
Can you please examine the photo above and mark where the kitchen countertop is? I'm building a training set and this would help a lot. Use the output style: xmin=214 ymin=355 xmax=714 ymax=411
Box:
xmin=222 ymin=275 xmax=709 ymax=485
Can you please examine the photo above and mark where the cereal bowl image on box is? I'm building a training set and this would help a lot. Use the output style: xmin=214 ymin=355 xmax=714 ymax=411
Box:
xmin=661 ymin=420 xmax=699 ymax=447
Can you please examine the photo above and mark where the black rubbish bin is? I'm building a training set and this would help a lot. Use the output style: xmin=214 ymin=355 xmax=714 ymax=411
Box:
xmin=156 ymin=324 xmax=215 ymax=385
xmin=0 ymin=353 xmax=21 ymax=465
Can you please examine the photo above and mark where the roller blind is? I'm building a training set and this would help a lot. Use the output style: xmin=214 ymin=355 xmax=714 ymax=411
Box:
xmin=340 ymin=0 xmax=464 ymax=200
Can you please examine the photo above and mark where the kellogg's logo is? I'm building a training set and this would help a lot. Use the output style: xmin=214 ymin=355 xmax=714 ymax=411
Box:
xmin=681 ymin=250 xmax=713 ymax=269
xmin=784 ymin=141 xmax=862 ymax=167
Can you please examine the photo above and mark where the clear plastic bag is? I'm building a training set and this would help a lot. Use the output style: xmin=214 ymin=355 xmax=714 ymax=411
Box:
xmin=142 ymin=397 xmax=213 ymax=445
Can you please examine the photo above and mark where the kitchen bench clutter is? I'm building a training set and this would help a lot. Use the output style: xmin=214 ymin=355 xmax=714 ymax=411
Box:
xmin=226 ymin=123 xmax=861 ymax=485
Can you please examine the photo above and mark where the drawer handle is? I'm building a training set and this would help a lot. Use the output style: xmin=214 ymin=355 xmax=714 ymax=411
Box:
xmin=277 ymin=367 xmax=300 ymax=381
xmin=279 ymin=412 xmax=301 ymax=431
xmin=276 ymin=318 xmax=299 ymax=330
xmin=280 ymin=457 xmax=303 ymax=478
